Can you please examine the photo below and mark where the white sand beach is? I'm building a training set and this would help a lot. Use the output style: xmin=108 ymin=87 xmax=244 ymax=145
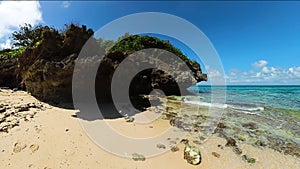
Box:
xmin=0 ymin=89 xmax=299 ymax=169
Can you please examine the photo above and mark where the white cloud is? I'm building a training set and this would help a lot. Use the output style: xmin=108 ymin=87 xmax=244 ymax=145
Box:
xmin=288 ymin=67 xmax=300 ymax=78
xmin=262 ymin=66 xmax=276 ymax=74
xmin=225 ymin=60 xmax=300 ymax=85
xmin=204 ymin=66 xmax=226 ymax=85
xmin=61 ymin=1 xmax=71 ymax=8
xmin=205 ymin=66 xmax=222 ymax=78
xmin=252 ymin=60 xmax=268 ymax=68
xmin=0 ymin=1 xmax=42 ymax=49
xmin=0 ymin=39 xmax=12 ymax=49
xmin=199 ymin=60 xmax=300 ymax=85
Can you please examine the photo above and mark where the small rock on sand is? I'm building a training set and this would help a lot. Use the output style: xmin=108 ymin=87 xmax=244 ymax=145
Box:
xmin=225 ymin=137 xmax=237 ymax=147
xmin=212 ymin=152 xmax=221 ymax=158
xmin=248 ymin=157 xmax=256 ymax=164
xmin=13 ymin=142 xmax=27 ymax=153
xmin=170 ymin=146 xmax=179 ymax=152
xmin=125 ymin=116 xmax=135 ymax=123
xmin=233 ymin=146 xmax=242 ymax=155
xmin=0 ymin=122 xmax=10 ymax=132
xmin=180 ymin=139 xmax=189 ymax=145
xmin=29 ymin=144 xmax=39 ymax=153
xmin=242 ymin=154 xmax=256 ymax=164
xmin=184 ymin=145 xmax=201 ymax=165
xmin=35 ymin=127 xmax=41 ymax=133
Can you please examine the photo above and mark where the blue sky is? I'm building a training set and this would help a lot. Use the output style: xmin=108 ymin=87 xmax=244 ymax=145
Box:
xmin=0 ymin=1 xmax=299 ymax=85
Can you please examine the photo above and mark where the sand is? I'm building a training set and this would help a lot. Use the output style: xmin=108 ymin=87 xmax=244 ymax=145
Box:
xmin=0 ymin=89 xmax=299 ymax=169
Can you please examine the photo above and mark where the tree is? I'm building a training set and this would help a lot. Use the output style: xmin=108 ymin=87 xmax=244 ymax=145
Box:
xmin=101 ymin=40 xmax=115 ymax=51
xmin=11 ymin=24 xmax=49 ymax=48
xmin=117 ymin=32 xmax=131 ymax=41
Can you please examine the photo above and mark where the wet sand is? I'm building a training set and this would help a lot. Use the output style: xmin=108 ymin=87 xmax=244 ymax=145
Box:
xmin=0 ymin=89 xmax=299 ymax=169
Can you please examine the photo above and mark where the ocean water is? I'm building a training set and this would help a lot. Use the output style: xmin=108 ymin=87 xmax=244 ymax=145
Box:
xmin=187 ymin=85 xmax=300 ymax=111
xmin=184 ymin=85 xmax=300 ymax=156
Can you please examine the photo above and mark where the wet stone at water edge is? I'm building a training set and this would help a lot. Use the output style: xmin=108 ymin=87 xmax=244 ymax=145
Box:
xmin=156 ymin=144 xmax=166 ymax=149
xmin=242 ymin=155 xmax=256 ymax=164
xmin=132 ymin=153 xmax=146 ymax=161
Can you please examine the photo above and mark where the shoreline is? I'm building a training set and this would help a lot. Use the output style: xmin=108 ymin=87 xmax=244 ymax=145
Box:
xmin=0 ymin=89 xmax=299 ymax=169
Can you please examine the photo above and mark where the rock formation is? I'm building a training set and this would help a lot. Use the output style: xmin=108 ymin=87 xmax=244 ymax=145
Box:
xmin=17 ymin=24 xmax=95 ymax=102
xmin=1 ymin=25 xmax=207 ymax=112
xmin=95 ymin=35 xmax=207 ymax=111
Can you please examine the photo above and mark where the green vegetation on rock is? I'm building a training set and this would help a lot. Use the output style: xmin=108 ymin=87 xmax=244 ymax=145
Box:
xmin=109 ymin=34 xmax=199 ymax=68
xmin=0 ymin=47 xmax=25 ymax=61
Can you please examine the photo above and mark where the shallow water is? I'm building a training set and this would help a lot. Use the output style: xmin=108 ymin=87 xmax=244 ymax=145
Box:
xmin=171 ymin=86 xmax=300 ymax=157
xmin=188 ymin=85 xmax=300 ymax=110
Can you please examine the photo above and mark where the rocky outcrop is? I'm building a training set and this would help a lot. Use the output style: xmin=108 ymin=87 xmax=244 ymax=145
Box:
xmin=2 ymin=25 xmax=207 ymax=110
xmin=23 ymin=54 xmax=77 ymax=102
xmin=18 ymin=24 xmax=95 ymax=102
xmin=95 ymin=36 xmax=207 ymax=111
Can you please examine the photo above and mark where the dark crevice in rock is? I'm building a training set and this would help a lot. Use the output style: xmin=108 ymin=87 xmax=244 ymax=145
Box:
xmin=0 ymin=58 xmax=19 ymax=88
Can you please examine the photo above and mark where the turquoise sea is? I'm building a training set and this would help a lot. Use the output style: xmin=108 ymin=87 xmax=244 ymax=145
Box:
xmin=188 ymin=85 xmax=300 ymax=111
xmin=185 ymin=85 xmax=300 ymax=156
